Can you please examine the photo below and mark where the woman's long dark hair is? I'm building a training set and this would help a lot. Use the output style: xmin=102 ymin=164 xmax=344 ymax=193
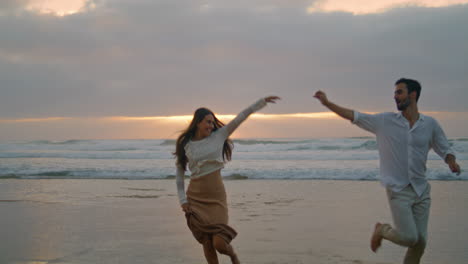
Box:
xmin=175 ymin=107 xmax=233 ymax=170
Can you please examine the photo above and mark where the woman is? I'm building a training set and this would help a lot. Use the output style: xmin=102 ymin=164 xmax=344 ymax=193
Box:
xmin=175 ymin=96 xmax=280 ymax=264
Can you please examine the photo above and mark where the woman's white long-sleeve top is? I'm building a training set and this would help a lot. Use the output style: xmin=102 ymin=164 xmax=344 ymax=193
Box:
xmin=175 ymin=98 xmax=267 ymax=205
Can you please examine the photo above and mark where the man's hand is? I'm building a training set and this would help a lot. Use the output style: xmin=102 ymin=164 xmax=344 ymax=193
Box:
xmin=313 ymin=90 xmax=330 ymax=106
xmin=313 ymin=90 xmax=354 ymax=121
xmin=449 ymin=161 xmax=461 ymax=175
xmin=446 ymin=154 xmax=461 ymax=175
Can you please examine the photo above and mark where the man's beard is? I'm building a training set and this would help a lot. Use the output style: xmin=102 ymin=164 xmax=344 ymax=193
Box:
xmin=396 ymin=98 xmax=410 ymax=111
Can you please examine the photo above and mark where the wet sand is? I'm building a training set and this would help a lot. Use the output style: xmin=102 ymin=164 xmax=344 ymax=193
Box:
xmin=0 ymin=179 xmax=467 ymax=264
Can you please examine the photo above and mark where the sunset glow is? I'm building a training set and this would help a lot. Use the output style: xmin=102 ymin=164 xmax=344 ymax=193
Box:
xmin=0 ymin=113 xmax=340 ymax=124
xmin=108 ymin=115 xmax=195 ymax=122
xmin=106 ymin=112 xmax=342 ymax=123
xmin=2 ymin=112 xmax=467 ymax=140
xmin=307 ymin=0 xmax=468 ymax=15
xmin=26 ymin=0 xmax=93 ymax=16
xmin=3 ymin=111 xmax=460 ymax=124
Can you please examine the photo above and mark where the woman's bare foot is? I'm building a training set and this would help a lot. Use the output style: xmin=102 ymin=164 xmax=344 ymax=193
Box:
xmin=370 ymin=222 xmax=383 ymax=252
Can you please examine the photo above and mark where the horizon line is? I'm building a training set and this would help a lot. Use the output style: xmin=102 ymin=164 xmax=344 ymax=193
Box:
xmin=1 ymin=111 xmax=466 ymax=123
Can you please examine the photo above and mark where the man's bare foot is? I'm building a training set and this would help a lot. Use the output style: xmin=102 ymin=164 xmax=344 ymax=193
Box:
xmin=231 ymin=254 xmax=240 ymax=264
xmin=370 ymin=222 xmax=383 ymax=252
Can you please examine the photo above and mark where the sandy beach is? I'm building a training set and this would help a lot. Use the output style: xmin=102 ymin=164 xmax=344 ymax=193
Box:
xmin=0 ymin=179 xmax=467 ymax=264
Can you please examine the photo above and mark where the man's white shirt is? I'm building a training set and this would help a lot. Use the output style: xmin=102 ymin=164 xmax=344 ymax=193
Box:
xmin=352 ymin=111 xmax=455 ymax=196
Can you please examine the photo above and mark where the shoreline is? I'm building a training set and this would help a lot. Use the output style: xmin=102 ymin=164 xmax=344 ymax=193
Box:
xmin=1 ymin=176 xmax=467 ymax=181
xmin=1 ymin=179 xmax=467 ymax=264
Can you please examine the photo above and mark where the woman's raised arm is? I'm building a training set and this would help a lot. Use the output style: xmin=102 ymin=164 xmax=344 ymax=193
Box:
xmin=221 ymin=96 xmax=280 ymax=137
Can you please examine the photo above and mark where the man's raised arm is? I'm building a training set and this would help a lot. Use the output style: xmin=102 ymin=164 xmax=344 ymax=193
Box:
xmin=313 ymin=91 xmax=354 ymax=121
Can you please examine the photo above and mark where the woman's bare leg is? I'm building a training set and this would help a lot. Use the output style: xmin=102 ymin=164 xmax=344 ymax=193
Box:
xmin=202 ymin=238 xmax=219 ymax=264
xmin=212 ymin=235 xmax=240 ymax=264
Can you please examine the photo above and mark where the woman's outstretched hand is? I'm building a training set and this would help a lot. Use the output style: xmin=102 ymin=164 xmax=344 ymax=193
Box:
xmin=265 ymin=96 xmax=281 ymax=103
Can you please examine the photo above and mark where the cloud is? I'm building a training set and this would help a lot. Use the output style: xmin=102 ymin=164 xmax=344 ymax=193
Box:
xmin=0 ymin=0 xmax=96 ymax=16
xmin=0 ymin=0 xmax=27 ymax=15
xmin=0 ymin=0 xmax=27 ymax=9
xmin=307 ymin=0 xmax=468 ymax=15
xmin=25 ymin=0 xmax=95 ymax=16
xmin=0 ymin=0 xmax=467 ymax=123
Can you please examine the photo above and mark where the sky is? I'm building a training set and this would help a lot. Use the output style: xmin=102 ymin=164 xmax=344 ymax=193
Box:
xmin=1 ymin=0 xmax=467 ymax=140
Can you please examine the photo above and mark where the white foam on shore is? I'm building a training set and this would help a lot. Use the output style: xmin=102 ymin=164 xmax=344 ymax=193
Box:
xmin=1 ymin=138 xmax=466 ymax=180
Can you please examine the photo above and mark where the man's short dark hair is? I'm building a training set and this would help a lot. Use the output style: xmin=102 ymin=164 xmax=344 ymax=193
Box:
xmin=395 ymin=78 xmax=422 ymax=102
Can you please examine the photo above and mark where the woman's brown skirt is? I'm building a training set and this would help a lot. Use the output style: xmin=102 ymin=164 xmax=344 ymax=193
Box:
xmin=185 ymin=171 xmax=237 ymax=244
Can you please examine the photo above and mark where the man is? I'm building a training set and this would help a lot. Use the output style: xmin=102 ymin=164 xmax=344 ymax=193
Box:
xmin=314 ymin=78 xmax=461 ymax=264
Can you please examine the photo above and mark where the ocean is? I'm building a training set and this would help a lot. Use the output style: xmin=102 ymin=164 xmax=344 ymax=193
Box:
xmin=0 ymin=138 xmax=467 ymax=180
